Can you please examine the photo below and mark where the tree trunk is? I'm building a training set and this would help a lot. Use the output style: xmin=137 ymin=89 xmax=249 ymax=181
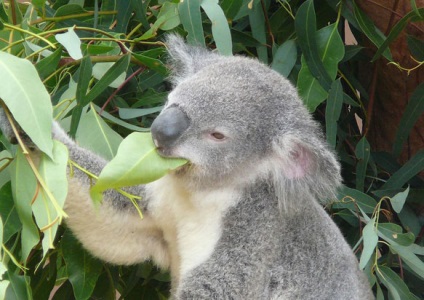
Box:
xmin=356 ymin=0 xmax=424 ymax=163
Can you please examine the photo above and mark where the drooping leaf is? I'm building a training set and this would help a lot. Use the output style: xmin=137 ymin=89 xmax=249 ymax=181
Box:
xmin=383 ymin=149 xmax=424 ymax=189
xmin=201 ymin=0 xmax=233 ymax=56
xmin=32 ymin=141 xmax=68 ymax=258
xmin=295 ymin=0 xmax=333 ymax=91
xmin=248 ymin=0 xmax=268 ymax=63
xmin=178 ymin=0 xmax=205 ymax=47
xmin=390 ymin=243 xmax=424 ymax=280
xmin=71 ymin=56 xmax=92 ymax=138
xmin=9 ymin=148 xmax=39 ymax=263
xmin=297 ymin=23 xmax=344 ymax=111
xmin=390 ymin=186 xmax=409 ymax=213
xmin=359 ymin=217 xmax=378 ymax=269
xmin=353 ymin=3 xmax=392 ymax=61
xmin=0 ymin=51 xmax=53 ymax=158
xmin=372 ymin=8 xmax=424 ymax=62
xmin=156 ymin=2 xmax=180 ymax=31
xmin=4 ymin=273 xmax=30 ymax=300
xmin=376 ymin=266 xmax=415 ymax=300
xmin=90 ymin=132 xmax=187 ymax=202
xmin=55 ymin=27 xmax=83 ymax=60
xmin=220 ymin=0 xmax=243 ymax=21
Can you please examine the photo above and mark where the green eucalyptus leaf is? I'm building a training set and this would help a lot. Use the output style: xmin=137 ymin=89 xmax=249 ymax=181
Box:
xmin=178 ymin=0 xmax=205 ymax=47
xmin=55 ymin=28 xmax=83 ymax=60
xmin=271 ymin=40 xmax=297 ymax=78
xmin=92 ymin=105 xmax=149 ymax=132
xmin=389 ymin=243 xmax=424 ymax=280
xmin=335 ymin=186 xmax=377 ymax=214
xmin=297 ymin=23 xmax=344 ymax=111
xmin=248 ymin=0 xmax=267 ymax=63
xmin=157 ymin=2 xmax=180 ymax=31
xmin=390 ymin=186 xmax=409 ymax=213
xmin=35 ymin=46 xmax=62 ymax=80
xmin=376 ymin=266 xmax=415 ymax=300
xmin=76 ymin=107 xmax=123 ymax=160
xmin=118 ymin=106 xmax=164 ymax=120
xmin=54 ymin=4 xmax=87 ymax=17
xmin=92 ymin=63 xmax=126 ymax=89
xmin=353 ymin=3 xmax=392 ymax=61
xmin=0 ymin=51 xmax=53 ymax=158
xmin=378 ymin=223 xmax=415 ymax=246
xmin=0 ymin=183 xmax=21 ymax=243
xmin=295 ymin=0 xmax=333 ymax=92
xmin=90 ymin=132 xmax=187 ymax=202
xmin=359 ymin=217 xmax=378 ymax=269
xmin=61 ymin=230 xmax=103 ymax=300
xmin=84 ymin=54 xmax=130 ymax=105
xmin=393 ymin=83 xmax=424 ymax=157
xmin=32 ymin=141 xmax=68 ymax=258
xmin=220 ymin=0 xmax=243 ymax=21
xmin=372 ymin=8 xmax=424 ymax=62
xmin=383 ymin=149 xmax=424 ymax=189
xmin=355 ymin=137 xmax=370 ymax=192
xmin=201 ymin=0 xmax=233 ymax=56
xmin=4 ymin=273 xmax=30 ymax=300
xmin=132 ymin=53 xmax=167 ymax=75
xmin=71 ymin=56 xmax=92 ymax=138
xmin=9 ymin=148 xmax=39 ymax=263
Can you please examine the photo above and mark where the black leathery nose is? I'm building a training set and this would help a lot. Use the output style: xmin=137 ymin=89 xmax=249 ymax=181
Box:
xmin=151 ymin=106 xmax=190 ymax=148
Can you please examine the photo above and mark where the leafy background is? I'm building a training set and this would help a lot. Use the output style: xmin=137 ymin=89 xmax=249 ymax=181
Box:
xmin=0 ymin=0 xmax=423 ymax=299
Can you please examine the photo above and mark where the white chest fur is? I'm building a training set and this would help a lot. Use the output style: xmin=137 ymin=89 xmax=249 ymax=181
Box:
xmin=146 ymin=176 xmax=240 ymax=281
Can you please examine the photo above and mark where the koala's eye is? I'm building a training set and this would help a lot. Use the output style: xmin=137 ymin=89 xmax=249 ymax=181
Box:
xmin=210 ymin=132 xmax=226 ymax=140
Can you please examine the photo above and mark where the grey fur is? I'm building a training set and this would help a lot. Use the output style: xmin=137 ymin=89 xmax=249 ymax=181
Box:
xmin=0 ymin=35 xmax=373 ymax=299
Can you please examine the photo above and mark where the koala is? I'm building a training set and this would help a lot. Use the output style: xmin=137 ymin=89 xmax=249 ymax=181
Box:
xmin=0 ymin=35 xmax=373 ymax=299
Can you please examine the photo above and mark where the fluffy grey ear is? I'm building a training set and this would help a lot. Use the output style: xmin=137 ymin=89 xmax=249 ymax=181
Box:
xmin=165 ymin=34 xmax=220 ymax=85
xmin=271 ymin=134 xmax=342 ymax=209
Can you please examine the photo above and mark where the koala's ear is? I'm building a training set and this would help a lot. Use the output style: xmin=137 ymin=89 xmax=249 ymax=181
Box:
xmin=165 ymin=34 xmax=220 ymax=84
xmin=272 ymin=134 xmax=342 ymax=204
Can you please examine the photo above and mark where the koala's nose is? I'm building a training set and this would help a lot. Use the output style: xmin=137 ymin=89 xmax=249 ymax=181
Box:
xmin=151 ymin=106 xmax=190 ymax=148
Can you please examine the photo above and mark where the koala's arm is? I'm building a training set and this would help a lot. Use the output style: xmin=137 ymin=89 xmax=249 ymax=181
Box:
xmin=176 ymin=183 xmax=281 ymax=299
xmin=0 ymin=114 xmax=169 ymax=267
xmin=51 ymin=123 xmax=170 ymax=267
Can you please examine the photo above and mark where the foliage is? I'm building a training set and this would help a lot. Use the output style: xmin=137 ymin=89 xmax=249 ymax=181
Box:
xmin=0 ymin=0 xmax=423 ymax=299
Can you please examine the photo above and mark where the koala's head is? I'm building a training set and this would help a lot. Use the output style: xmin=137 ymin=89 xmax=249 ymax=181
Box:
xmin=151 ymin=35 xmax=341 ymax=204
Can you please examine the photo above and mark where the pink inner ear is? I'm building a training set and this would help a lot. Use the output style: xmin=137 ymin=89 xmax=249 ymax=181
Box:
xmin=284 ymin=146 xmax=311 ymax=179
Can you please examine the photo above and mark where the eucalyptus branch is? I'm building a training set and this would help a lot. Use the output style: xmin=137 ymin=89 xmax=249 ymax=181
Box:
xmin=30 ymin=10 xmax=118 ymax=25
xmin=3 ymin=23 xmax=57 ymax=49
xmin=0 ymin=103 xmax=68 ymax=220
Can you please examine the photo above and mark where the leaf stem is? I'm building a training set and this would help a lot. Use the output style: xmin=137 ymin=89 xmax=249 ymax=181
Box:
xmin=3 ymin=23 xmax=57 ymax=49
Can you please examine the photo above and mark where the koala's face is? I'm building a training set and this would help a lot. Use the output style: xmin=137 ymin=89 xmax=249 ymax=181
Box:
xmin=151 ymin=57 xmax=301 ymax=188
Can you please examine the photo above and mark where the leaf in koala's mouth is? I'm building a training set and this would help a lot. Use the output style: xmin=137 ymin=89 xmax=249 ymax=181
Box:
xmin=90 ymin=132 xmax=188 ymax=203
